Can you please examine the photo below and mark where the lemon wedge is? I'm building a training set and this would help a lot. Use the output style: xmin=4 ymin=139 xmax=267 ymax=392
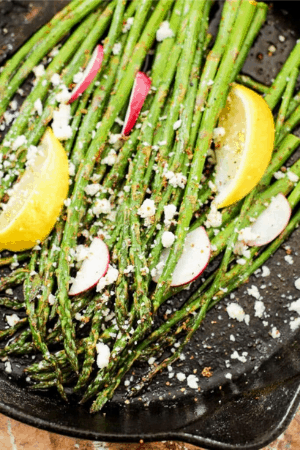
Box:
xmin=214 ymin=83 xmax=275 ymax=208
xmin=0 ymin=128 xmax=69 ymax=252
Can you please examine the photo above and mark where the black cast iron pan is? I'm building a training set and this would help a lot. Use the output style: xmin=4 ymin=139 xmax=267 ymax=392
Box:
xmin=1 ymin=2 xmax=300 ymax=449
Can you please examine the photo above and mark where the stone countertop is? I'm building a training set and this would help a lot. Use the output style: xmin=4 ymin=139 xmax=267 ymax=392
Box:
xmin=0 ymin=408 xmax=299 ymax=450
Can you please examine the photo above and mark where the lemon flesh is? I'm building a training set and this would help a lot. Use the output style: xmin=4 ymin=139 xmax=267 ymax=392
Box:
xmin=0 ymin=128 xmax=69 ymax=251
xmin=214 ymin=84 xmax=275 ymax=208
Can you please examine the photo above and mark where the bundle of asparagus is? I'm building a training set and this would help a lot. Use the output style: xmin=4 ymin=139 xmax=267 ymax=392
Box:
xmin=1 ymin=0 xmax=300 ymax=414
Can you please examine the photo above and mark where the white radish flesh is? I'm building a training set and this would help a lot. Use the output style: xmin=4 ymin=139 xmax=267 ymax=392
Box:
xmin=68 ymin=45 xmax=104 ymax=104
xmin=245 ymin=193 xmax=291 ymax=246
xmin=152 ymin=227 xmax=211 ymax=287
xmin=69 ymin=237 xmax=110 ymax=295
xmin=122 ymin=71 xmax=151 ymax=135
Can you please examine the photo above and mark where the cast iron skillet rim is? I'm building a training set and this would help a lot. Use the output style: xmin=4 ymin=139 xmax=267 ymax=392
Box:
xmin=1 ymin=382 xmax=300 ymax=449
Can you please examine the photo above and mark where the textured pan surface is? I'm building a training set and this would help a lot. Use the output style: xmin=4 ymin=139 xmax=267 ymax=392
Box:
xmin=0 ymin=2 xmax=300 ymax=449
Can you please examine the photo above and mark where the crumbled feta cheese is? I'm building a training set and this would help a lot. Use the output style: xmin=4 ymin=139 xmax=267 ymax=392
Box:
xmin=74 ymin=245 xmax=90 ymax=262
xmin=247 ymin=285 xmax=261 ymax=300
xmin=112 ymin=42 xmax=122 ymax=55
xmin=68 ymin=161 xmax=75 ymax=177
xmin=261 ymin=265 xmax=270 ymax=277
xmin=51 ymin=73 xmax=61 ymax=86
xmin=93 ymin=199 xmax=111 ymax=216
xmin=102 ymin=149 xmax=117 ymax=165
xmin=156 ymin=21 xmax=175 ymax=42
xmin=290 ymin=317 xmax=300 ymax=331
xmin=55 ymin=84 xmax=71 ymax=103
xmin=238 ymin=226 xmax=259 ymax=243
xmin=162 ymin=231 xmax=175 ymax=248
xmin=6 ymin=314 xmax=20 ymax=327
xmin=279 ymin=35 xmax=285 ymax=42
xmin=124 ymin=265 xmax=134 ymax=275
xmin=207 ymin=79 xmax=214 ymax=86
xmin=270 ymin=327 xmax=280 ymax=339
xmin=254 ymin=300 xmax=265 ymax=318
xmin=109 ymin=133 xmax=121 ymax=144
xmin=231 ymin=351 xmax=247 ymax=363
xmin=122 ymin=17 xmax=134 ymax=33
xmin=204 ymin=202 xmax=222 ymax=228
xmin=225 ymin=373 xmax=232 ymax=380
xmin=138 ymin=199 xmax=156 ymax=218
xmin=48 ymin=294 xmax=56 ymax=305
xmin=10 ymin=100 xmax=18 ymax=111
xmin=173 ymin=119 xmax=182 ymax=130
xmin=213 ymin=127 xmax=225 ymax=139
xmin=274 ymin=170 xmax=285 ymax=180
xmin=226 ymin=303 xmax=245 ymax=322
xmin=287 ymin=170 xmax=299 ymax=182
xmin=284 ymin=254 xmax=294 ymax=265
xmin=52 ymin=103 xmax=72 ymax=140
xmin=12 ymin=134 xmax=27 ymax=151
xmin=85 ymin=183 xmax=101 ymax=196
xmin=148 ymin=357 xmax=156 ymax=365
xmin=164 ymin=204 xmax=177 ymax=225
xmin=34 ymin=98 xmax=43 ymax=116
xmin=96 ymin=342 xmax=110 ymax=369
xmin=73 ymin=71 xmax=84 ymax=84
xmin=96 ymin=265 xmax=119 ymax=291
xmin=4 ymin=361 xmax=12 ymax=373
xmin=289 ymin=299 xmax=300 ymax=315
xmin=176 ymin=372 xmax=186 ymax=382
xmin=33 ymin=64 xmax=45 ymax=78
xmin=187 ymin=374 xmax=199 ymax=389
xmin=164 ymin=169 xmax=187 ymax=188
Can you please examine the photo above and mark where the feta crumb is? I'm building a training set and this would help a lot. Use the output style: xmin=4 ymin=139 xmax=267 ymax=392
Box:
xmin=187 ymin=374 xmax=199 ymax=389
xmin=156 ymin=21 xmax=175 ymax=42
xmin=288 ymin=299 xmax=300 ymax=315
xmin=247 ymin=285 xmax=261 ymax=300
xmin=6 ymin=314 xmax=20 ymax=327
xmin=55 ymin=84 xmax=71 ymax=103
xmin=284 ymin=254 xmax=294 ymax=265
xmin=287 ymin=170 xmax=299 ymax=183
xmin=4 ymin=361 xmax=12 ymax=373
xmin=225 ymin=373 xmax=232 ymax=380
xmin=52 ymin=103 xmax=72 ymax=140
xmin=226 ymin=303 xmax=245 ymax=322
xmin=254 ymin=300 xmax=265 ymax=318
xmin=204 ymin=202 xmax=222 ymax=228
xmin=173 ymin=119 xmax=182 ymax=130
xmin=69 ymin=161 xmax=75 ymax=176
xmin=85 ymin=183 xmax=101 ymax=196
xmin=96 ymin=265 xmax=119 ymax=291
xmin=162 ymin=231 xmax=175 ymax=248
xmin=109 ymin=133 xmax=121 ymax=144
xmin=73 ymin=71 xmax=84 ymax=84
xmin=102 ymin=149 xmax=117 ymax=165
xmin=138 ymin=199 xmax=156 ymax=218
xmin=96 ymin=342 xmax=110 ymax=369
xmin=176 ymin=372 xmax=186 ymax=382
xmin=34 ymin=98 xmax=43 ymax=116
xmin=270 ymin=327 xmax=280 ymax=339
xmin=207 ymin=79 xmax=214 ymax=86
xmin=33 ymin=64 xmax=45 ymax=78
xmin=48 ymin=294 xmax=56 ymax=305
xmin=12 ymin=134 xmax=27 ymax=151
xmin=51 ymin=73 xmax=61 ymax=86
xmin=261 ymin=265 xmax=270 ymax=277
xmin=290 ymin=317 xmax=300 ymax=331
xmin=112 ymin=42 xmax=122 ymax=55
xmin=213 ymin=127 xmax=225 ymax=139
xmin=122 ymin=17 xmax=134 ymax=33
xmin=231 ymin=350 xmax=247 ymax=363
xmin=93 ymin=198 xmax=111 ymax=216
xmin=164 ymin=204 xmax=177 ymax=225
xmin=124 ymin=265 xmax=134 ymax=275
xmin=164 ymin=169 xmax=187 ymax=188
xmin=274 ymin=170 xmax=285 ymax=180
xmin=148 ymin=357 xmax=156 ymax=365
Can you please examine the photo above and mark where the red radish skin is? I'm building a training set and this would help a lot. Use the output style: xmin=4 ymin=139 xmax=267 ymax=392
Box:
xmin=69 ymin=237 xmax=110 ymax=296
xmin=152 ymin=227 xmax=211 ymax=287
xmin=245 ymin=193 xmax=291 ymax=247
xmin=122 ymin=72 xmax=151 ymax=135
xmin=68 ymin=45 xmax=104 ymax=104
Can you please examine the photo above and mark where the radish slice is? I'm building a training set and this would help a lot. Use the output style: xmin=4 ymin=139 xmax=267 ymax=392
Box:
xmin=244 ymin=193 xmax=291 ymax=247
xmin=68 ymin=45 xmax=104 ymax=104
xmin=152 ymin=227 xmax=211 ymax=287
xmin=122 ymin=72 xmax=151 ymax=135
xmin=69 ymin=237 xmax=110 ymax=296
